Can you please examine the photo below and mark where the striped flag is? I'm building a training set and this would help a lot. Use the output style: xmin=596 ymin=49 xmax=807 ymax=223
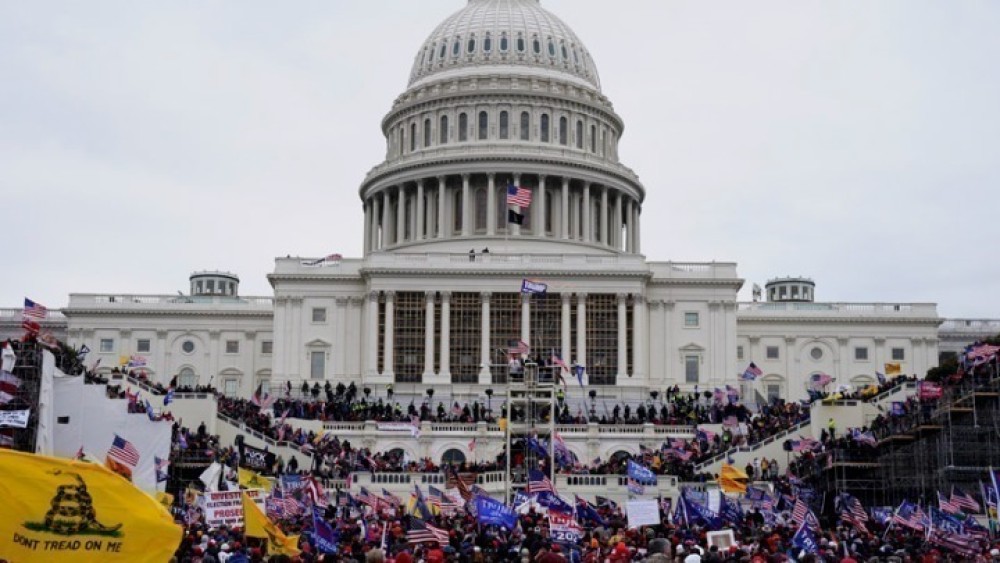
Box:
xmin=928 ymin=529 xmax=979 ymax=559
xmin=891 ymin=500 xmax=925 ymax=531
xmin=406 ymin=519 xmax=450 ymax=545
xmin=791 ymin=498 xmax=819 ymax=528
xmin=837 ymin=493 xmax=868 ymax=532
xmin=107 ymin=434 xmax=140 ymax=467
xmin=527 ymin=469 xmax=556 ymax=495
xmin=951 ymin=486 xmax=981 ymax=513
xmin=23 ymin=298 xmax=48 ymax=321
xmin=741 ymin=362 xmax=762 ymax=381
xmin=382 ymin=489 xmax=402 ymax=507
xmin=506 ymin=184 xmax=532 ymax=207
xmin=447 ymin=467 xmax=474 ymax=501
xmin=938 ymin=491 xmax=962 ymax=514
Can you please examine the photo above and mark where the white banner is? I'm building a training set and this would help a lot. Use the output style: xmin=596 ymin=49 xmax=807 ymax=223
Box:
xmin=0 ymin=409 xmax=30 ymax=428
xmin=202 ymin=489 xmax=265 ymax=527
xmin=626 ymin=499 xmax=660 ymax=528
xmin=376 ymin=422 xmax=418 ymax=432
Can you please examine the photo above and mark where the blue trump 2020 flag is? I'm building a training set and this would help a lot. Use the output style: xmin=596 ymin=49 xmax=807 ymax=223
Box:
xmin=627 ymin=460 xmax=657 ymax=486
xmin=475 ymin=495 xmax=518 ymax=529
xmin=792 ymin=520 xmax=819 ymax=554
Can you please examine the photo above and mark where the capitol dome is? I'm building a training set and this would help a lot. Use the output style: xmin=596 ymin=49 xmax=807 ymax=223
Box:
xmin=408 ymin=0 xmax=602 ymax=91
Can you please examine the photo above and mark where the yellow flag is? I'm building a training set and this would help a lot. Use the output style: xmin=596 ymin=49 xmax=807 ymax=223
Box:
xmin=884 ymin=362 xmax=902 ymax=376
xmin=154 ymin=492 xmax=174 ymax=511
xmin=0 ymin=449 xmax=182 ymax=563
xmin=238 ymin=468 xmax=273 ymax=493
xmin=241 ymin=492 xmax=300 ymax=556
xmin=498 ymin=418 xmax=508 ymax=432
xmin=718 ymin=463 xmax=749 ymax=494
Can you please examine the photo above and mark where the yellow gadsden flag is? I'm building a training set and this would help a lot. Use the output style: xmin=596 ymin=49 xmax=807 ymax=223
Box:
xmin=241 ymin=491 xmax=300 ymax=556
xmin=0 ymin=449 xmax=182 ymax=563
xmin=884 ymin=362 xmax=903 ymax=377
xmin=718 ymin=463 xmax=750 ymax=494
xmin=238 ymin=467 xmax=273 ymax=493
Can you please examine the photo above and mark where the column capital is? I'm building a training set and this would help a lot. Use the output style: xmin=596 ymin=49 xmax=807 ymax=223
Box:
xmin=561 ymin=292 xmax=572 ymax=304
xmin=437 ymin=175 xmax=447 ymax=184
xmin=616 ymin=293 xmax=628 ymax=304
xmin=416 ymin=178 xmax=424 ymax=187
xmin=481 ymin=291 xmax=492 ymax=302
xmin=538 ymin=174 xmax=547 ymax=182
xmin=487 ymin=172 xmax=495 ymax=181
xmin=633 ymin=294 xmax=645 ymax=305
xmin=425 ymin=291 xmax=437 ymax=302
xmin=561 ymin=177 xmax=570 ymax=187
xmin=440 ymin=291 xmax=452 ymax=302
xmin=521 ymin=293 xmax=532 ymax=304
xmin=384 ymin=290 xmax=396 ymax=300
xmin=461 ymin=173 xmax=470 ymax=181
xmin=576 ymin=292 xmax=589 ymax=300
xmin=368 ymin=291 xmax=379 ymax=302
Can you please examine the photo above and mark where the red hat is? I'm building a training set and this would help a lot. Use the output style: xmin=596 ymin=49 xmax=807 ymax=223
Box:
xmin=551 ymin=544 xmax=562 ymax=552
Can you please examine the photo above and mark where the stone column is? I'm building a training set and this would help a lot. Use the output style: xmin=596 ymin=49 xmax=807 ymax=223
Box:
xmin=479 ymin=292 xmax=492 ymax=383
xmin=437 ymin=176 xmax=447 ymax=239
xmin=617 ymin=293 xmax=627 ymax=379
xmin=625 ymin=198 xmax=633 ymax=252
xmin=633 ymin=204 xmax=641 ymax=254
xmin=560 ymin=178 xmax=570 ymax=239
xmin=371 ymin=196 xmax=381 ymax=251
xmin=613 ymin=191 xmax=623 ymax=250
xmin=600 ymin=186 xmax=609 ymax=245
xmin=576 ymin=293 xmax=587 ymax=368
xmin=570 ymin=192 xmax=579 ymax=239
xmin=416 ymin=180 xmax=425 ymax=240
xmin=632 ymin=295 xmax=646 ymax=380
xmin=461 ymin=174 xmax=471 ymax=236
xmin=582 ymin=183 xmax=592 ymax=242
xmin=383 ymin=291 xmax=395 ymax=378
xmin=520 ymin=293 xmax=531 ymax=347
xmin=536 ymin=175 xmax=547 ymax=237
xmin=486 ymin=173 xmax=496 ymax=236
xmin=380 ymin=192 xmax=391 ymax=248
xmin=363 ymin=199 xmax=371 ymax=254
xmin=396 ymin=186 xmax=406 ymax=245
xmin=511 ymin=173 xmax=521 ymax=236
xmin=423 ymin=291 xmax=436 ymax=379
xmin=439 ymin=292 xmax=451 ymax=379
xmin=561 ymin=293 xmax=572 ymax=363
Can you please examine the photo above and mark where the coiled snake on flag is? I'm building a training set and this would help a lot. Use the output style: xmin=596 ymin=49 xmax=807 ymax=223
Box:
xmin=42 ymin=470 xmax=123 ymax=535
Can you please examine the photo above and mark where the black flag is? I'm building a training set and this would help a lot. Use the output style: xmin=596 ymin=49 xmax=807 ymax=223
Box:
xmin=507 ymin=209 xmax=524 ymax=225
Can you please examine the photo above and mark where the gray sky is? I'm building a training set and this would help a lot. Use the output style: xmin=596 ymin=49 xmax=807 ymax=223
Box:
xmin=2 ymin=1 xmax=998 ymax=318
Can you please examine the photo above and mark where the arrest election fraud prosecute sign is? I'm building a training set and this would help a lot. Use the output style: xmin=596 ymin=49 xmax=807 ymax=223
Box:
xmin=201 ymin=489 xmax=265 ymax=527
xmin=627 ymin=499 xmax=661 ymax=528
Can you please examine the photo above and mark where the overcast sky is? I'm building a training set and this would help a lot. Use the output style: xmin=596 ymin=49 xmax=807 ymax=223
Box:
xmin=2 ymin=1 xmax=998 ymax=318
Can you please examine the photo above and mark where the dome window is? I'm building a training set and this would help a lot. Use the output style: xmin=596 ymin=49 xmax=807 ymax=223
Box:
xmin=439 ymin=115 xmax=448 ymax=144
xmin=499 ymin=111 xmax=509 ymax=140
xmin=458 ymin=113 xmax=468 ymax=142
xmin=548 ymin=39 xmax=556 ymax=57
xmin=478 ymin=111 xmax=488 ymax=140
xmin=573 ymin=48 xmax=579 ymax=64
xmin=483 ymin=34 xmax=492 ymax=53
xmin=540 ymin=114 xmax=550 ymax=142
xmin=499 ymin=33 xmax=508 ymax=52
xmin=532 ymin=37 xmax=541 ymax=54
xmin=559 ymin=116 xmax=568 ymax=145
xmin=576 ymin=119 xmax=583 ymax=149
xmin=517 ymin=34 xmax=525 ymax=53
xmin=520 ymin=112 xmax=530 ymax=141
xmin=561 ymin=44 xmax=568 ymax=61
xmin=467 ymin=36 xmax=476 ymax=54
xmin=423 ymin=118 xmax=431 ymax=148
xmin=452 ymin=38 xmax=461 ymax=57
xmin=439 ymin=43 xmax=447 ymax=59
xmin=410 ymin=123 xmax=416 ymax=152
xmin=419 ymin=49 xmax=426 ymax=66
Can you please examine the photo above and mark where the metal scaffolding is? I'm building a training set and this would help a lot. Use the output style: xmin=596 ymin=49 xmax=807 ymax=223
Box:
xmin=503 ymin=361 xmax=555 ymax=504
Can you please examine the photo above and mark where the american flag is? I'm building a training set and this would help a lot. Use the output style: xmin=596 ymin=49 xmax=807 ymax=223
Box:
xmin=791 ymin=498 xmax=819 ymax=528
xmin=741 ymin=362 xmax=762 ymax=380
xmin=357 ymin=486 xmax=381 ymax=509
xmin=382 ymin=489 xmax=402 ymax=506
xmin=508 ymin=340 xmax=530 ymax=357
xmin=527 ymin=469 xmax=556 ymax=494
xmin=938 ymin=491 xmax=962 ymax=514
xmin=447 ymin=467 xmax=474 ymax=501
xmin=928 ymin=529 xmax=979 ymax=559
xmin=406 ymin=519 xmax=450 ymax=545
xmin=951 ymin=486 xmax=981 ymax=513
xmin=23 ymin=298 xmax=48 ymax=321
xmin=428 ymin=485 xmax=459 ymax=514
xmin=892 ymin=500 xmax=926 ymax=531
xmin=108 ymin=434 xmax=140 ymax=467
xmin=838 ymin=494 xmax=868 ymax=532
xmin=506 ymin=184 xmax=532 ymax=207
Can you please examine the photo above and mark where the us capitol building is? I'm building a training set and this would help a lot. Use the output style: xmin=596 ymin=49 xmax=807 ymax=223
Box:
xmin=8 ymin=0 xmax=966 ymax=412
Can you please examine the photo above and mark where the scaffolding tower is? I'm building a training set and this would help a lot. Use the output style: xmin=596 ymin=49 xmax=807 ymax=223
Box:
xmin=503 ymin=361 xmax=556 ymax=504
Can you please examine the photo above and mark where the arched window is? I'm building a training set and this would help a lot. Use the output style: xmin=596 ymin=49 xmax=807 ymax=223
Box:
xmin=452 ymin=38 xmax=461 ymax=57
xmin=559 ymin=116 xmax=568 ymax=145
xmin=459 ymin=113 xmax=468 ymax=141
xmin=442 ymin=448 xmax=466 ymax=465
xmin=499 ymin=111 xmax=509 ymax=140
xmin=610 ymin=450 xmax=631 ymax=463
xmin=517 ymin=34 xmax=525 ymax=53
xmin=423 ymin=118 xmax=431 ymax=148
xmin=467 ymin=35 xmax=476 ymax=54
xmin=548 ymin=39 xmax=556 ymax=57
xmin=572 ymin=48 xmax=579 ymax=64
xmin=410 ymin=123 xmax=416 ymax=152
xmin=478 ymin=111 xmax=488 ymax=140
xmin=419 ymin=49 xmax=426 ymax=66
xmin=397 ymin=127 xmax=404 ymax=155
xmin=520 ymin=112 xmax=530 ymax=141
xmin=561 ymin=44 xmax=568 ymax=61
xmin=386 ymin=448 xmax=405 ymax=461
xmin=540 ymin=114 xmax=550 ymax=143
xmin=590 ymin=124 xmax=597 ymax=153
xmin=532 ymin=36 xmax=541 ymax=54
xmin=440 ymin=115 xmax=449 ymax=144
xmin=453 ymin=190 xmax=463 ymax=232
xmin=179 ymin=367 xmax=197 ymax=389
xmin=474 ymin=188 xmax=487 ymax=231
xmin=499 ymin=33 xmax=508 ymax=52
xmin=575 ymin=120 xmax=583 ymax=149
xmin=483 ymin=33 xmax=492 ymax=53
xmin=439 ymin=43 xmax=447 ymax=59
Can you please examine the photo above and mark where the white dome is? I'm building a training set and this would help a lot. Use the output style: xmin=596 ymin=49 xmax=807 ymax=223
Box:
xmin=408 ymin=0 xmax=601 ymax=91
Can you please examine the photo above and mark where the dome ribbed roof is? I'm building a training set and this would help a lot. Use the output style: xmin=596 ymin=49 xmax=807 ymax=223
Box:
xmin=408 ymin=0 xmax=601 ymax=91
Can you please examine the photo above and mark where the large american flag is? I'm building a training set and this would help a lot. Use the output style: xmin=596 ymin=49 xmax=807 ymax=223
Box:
xmin=406 ymin=519 xmax=450 ymax=545
xmin=527 ymin=469 xmax=556 ymax=495
xmin=892 ymin=501 xmax=926 ymax=531
xmin=951 ymin=486 xmax=981 ymax=513
xmin=838 ymin=494 xmax=868 ymax=532
xmin=506 ymin=184 xmax=532 ymax=207
xmin=108 ymin=434 xmax=140 ymax=467
xmin=938 ymin=491 xmax=962 ymax=514
xmin=23 ymin=298 xmax=48 ymax=321
xmin=928 ymin=529 xmax=980 ymax=559
xmin=791 ymin=498 xmax=819 ymax=528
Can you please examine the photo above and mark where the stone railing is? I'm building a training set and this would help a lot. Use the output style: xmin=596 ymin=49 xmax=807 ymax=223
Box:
xmin=66 ymin=294 xmax=273 ymax=311
xmin=738 ymin=302 xmax=938 ymax=317
xmin=694 ymin=419 xmax=811 ymax=472
xmin=319 ymin=420 xmax=695 ymax=440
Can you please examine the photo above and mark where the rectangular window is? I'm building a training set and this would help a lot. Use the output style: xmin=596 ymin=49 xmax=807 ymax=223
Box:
xmin=261 ymin=341 xmax=273 ymax=354
xmin=136 ymin=339 xmax=151 ymax=353
xmin=224 ymin=379 xmax=239 ymax=396
xmin=892 ymin=347 xmax=905 ymax=361
xmin=767 ymin=384 xmax=781 ymax=403
xmin=737 ymin=346 xmax=744 ymax=361
xmin=685 ymin=355 xmax=699 ymax=383
xmin=100 ymin=339 xmax=114 ymax=353
xmin=684 ymin=312 xmax=699 ymax=327
xmin=766 ymin=346 xmax=779 ymax=360
xmin=310 ymin=351 xmax=325 ymax=380
xmin=225 ymin=340 xmax=239 ymax=354
xmin=312 ymin=308 xmax=327 ymax=323
xmin=855 ymin=347 xmax=869 ymax=361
